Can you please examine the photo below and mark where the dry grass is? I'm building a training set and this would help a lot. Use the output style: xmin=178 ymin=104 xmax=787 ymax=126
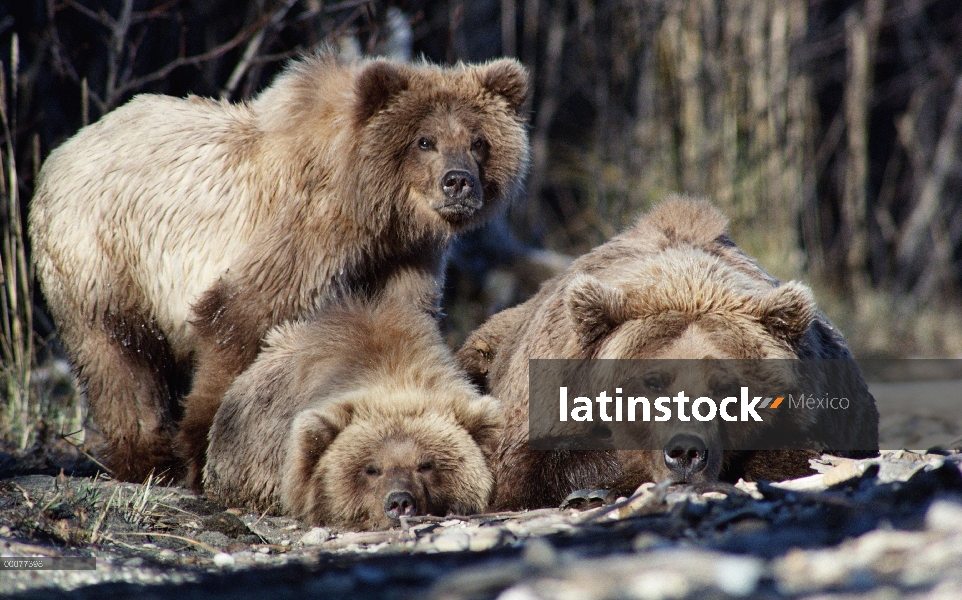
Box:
xmin=814 ymin=283 xmax=962 ymax=359
xmin=1 ymin=33 xmax=37 ymax=449
xmin=1 ymin=35 xmax=83 ymax=451
xmin=0 ymin=470 xmax=209 ymax=552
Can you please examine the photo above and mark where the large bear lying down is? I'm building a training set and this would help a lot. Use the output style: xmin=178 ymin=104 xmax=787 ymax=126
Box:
xmin=29 ymin=51 xmax=529 ymax=487
xmin=204 ymin=285 xmax=503 ymax=530
xmin=457 ymin=196 xmax=879 ymax=510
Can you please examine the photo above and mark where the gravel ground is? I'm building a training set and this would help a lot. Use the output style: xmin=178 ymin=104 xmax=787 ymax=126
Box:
xmin=1 ymin=450 xmax=961 ymax=599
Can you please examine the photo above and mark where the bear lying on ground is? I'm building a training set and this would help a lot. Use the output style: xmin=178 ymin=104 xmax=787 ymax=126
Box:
xmin=204 ymin=281 xmax=502 ymax=530
xmin=456 ymin=195 xmax=879 ymax=510
xmin=29 ymin=51 xmax=529 ymax=487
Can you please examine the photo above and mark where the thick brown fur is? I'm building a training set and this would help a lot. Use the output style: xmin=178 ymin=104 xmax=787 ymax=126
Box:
xmin=29 ymin=51 xmax=529 ymax=486
xmin=456 ymin=195 xmax=879 ymax=510
xmin=203 ymin=283 xmax=503 ymax=530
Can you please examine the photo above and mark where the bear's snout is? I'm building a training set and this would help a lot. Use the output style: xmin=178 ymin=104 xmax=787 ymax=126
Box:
xmin=437 ymin=169 xmax=483 ymax=222
xmin=383 ymin=490 xmax=418 ymax=520
xmin=663 ymin=433 xmax=709 ymax=482
xmin=436 ymin=169 xmax=482 ymax=222
xmin=441 ymin=169 xmax=477 ymax=201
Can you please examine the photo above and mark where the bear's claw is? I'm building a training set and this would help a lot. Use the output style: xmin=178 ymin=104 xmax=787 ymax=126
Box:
xmin=560 ymin=488 xmax=619 ymax=510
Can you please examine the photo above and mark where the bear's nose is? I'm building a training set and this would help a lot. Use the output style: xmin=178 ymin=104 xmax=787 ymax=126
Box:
xmin=383 ymin=490 xmax=418 ymax=520
xmin=663 ymin=433 xmax=708 ymax=481
xmin=441 ymin=170 xmax=476 ymax=200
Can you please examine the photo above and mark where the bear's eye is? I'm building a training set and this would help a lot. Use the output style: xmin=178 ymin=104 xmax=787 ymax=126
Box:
xmin=712 ymin=381 xmax=740 ymax=398
xmin=417 ymin=137 xmax=434 ymax=151
xmin=472 ymin=138 xmax=485 ymax=151
xmin=417 ymin=460 xmax=434 ymax=473
xmin=364 ymin=464 xmax=381 ymax=477
xmin=642 ymin=373 xmax=668 ymax=393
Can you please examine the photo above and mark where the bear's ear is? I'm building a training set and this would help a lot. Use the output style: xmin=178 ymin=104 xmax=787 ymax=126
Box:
xmin=289 ymin=402 xmax=355 ymax=471
xmin=455 ymin=395 xmax=504 ymax=459
xmin=455 ymin=304 xmax=528 ymax=393
xmin=354 ymin=61 xmax=410 ymax=125
xmin=564 ymin=274 xmax=630 ymax=347
xmin=750 ymin=282 xmax=816 ymax=344
xmin=454 ymin=337 xmax=496 ymax=393
xmin=478 ymin=59 xmax=529 ymax=114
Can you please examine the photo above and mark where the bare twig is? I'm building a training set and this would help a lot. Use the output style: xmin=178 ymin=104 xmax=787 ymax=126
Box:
xmin=46 ymin=0 xmax=106 ymax=113
xmin=136 ymin=0 xmax=183 ymax=23
xmin=523 ymin=5 xmax=565 ymax=233
xmin=80 ymin=78 xmax=89 ymax=127
xmin=61 ymin=0 xmax=113 ymax=27
xmin=114 ymin=14 xmax=276 ymax=100
xmin=112 ymin=531 xmax=221 ymax=555
xmin=153 ymin=502 xmax=202 ymax=519
xmin=13 ymin=483 xmax=34 ymax=509
xmin=896 ymin=69 xmax=962 ymax=280
xmin=246 ymin=50 xmax=301 ymax=66
xmin=98 ymin=533 xmax=143 ymax=552
xmin=221 ymin=0 xmax=299 ymax=100
xmin=523 ymin=0 xmax=539 ymax=67
xmin=50 ymin=0 xmax=283 ymax=111
xmin=324 ymin=0 xmax=376 ymax=13
xmin=841 ymin=0 xmax=883 ymax=280
xmin=57 ymin=432 xmax=111 ymax=475
xmin=502 ymin=0 xmax=517 ymax=56
xmin=89 ymin=485 xmax=120 ymax=544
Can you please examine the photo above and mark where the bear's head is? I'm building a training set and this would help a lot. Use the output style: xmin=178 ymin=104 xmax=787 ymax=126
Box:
xmin=563 ymin=248 xmax=819 ymax=485
xmin=281 ymin=390 xmax=502 ymax=530
xmin=351 ymin=58 xmax=530 ymax=232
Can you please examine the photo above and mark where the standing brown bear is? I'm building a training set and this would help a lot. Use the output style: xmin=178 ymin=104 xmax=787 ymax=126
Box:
xmin=204 ymin=281 xmax=503 ymax=530
xmin=456 ymin=196 xmax=878 ymax=510
xmin=30 ymin=52 xmax=529 ymax=487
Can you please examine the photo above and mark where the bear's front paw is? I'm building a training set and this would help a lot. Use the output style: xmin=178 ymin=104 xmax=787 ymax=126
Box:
xmin=560 ymin=488 xmax=620 ymax=510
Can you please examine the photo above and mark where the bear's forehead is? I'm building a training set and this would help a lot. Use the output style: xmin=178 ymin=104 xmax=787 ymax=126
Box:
xmin=418 ymin=110 xmax=482 ymax=137
xmin=372 ymin=436 xmax=421 ymax=460
xmin=391 ymin=84 xmax=504 ymax=120
xmin=627 ymin=253 xmax=767 ymax=305
xmin=632 ymin=324 xmax=730 ymax=359
xmin=408 ymin=70 xmax=489 ymax=96
xmin=600 ymin=317 xmax=792 ymax=360
xmin=341 ymin=414 xmax=467 ymax=451
xmin=597 ymin=320 xmax=719 ymax=359
xmin=620 ymin=352 xmax=795 ymax=386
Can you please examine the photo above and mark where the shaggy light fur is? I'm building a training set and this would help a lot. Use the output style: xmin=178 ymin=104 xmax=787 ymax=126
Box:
xmin=457 ymin=195 xmax=879 ymax=510
xmin=30 ymin=52 xmax=529 ymax=486
xmin=204 ymin=288 xmax=502 ymax=530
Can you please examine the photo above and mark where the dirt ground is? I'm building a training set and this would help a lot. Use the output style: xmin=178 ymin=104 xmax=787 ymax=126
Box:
xmin=1 ymin=447 xmax=961 ymax=599
xmin=0 ymin=373 xmax=959 ymax=599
